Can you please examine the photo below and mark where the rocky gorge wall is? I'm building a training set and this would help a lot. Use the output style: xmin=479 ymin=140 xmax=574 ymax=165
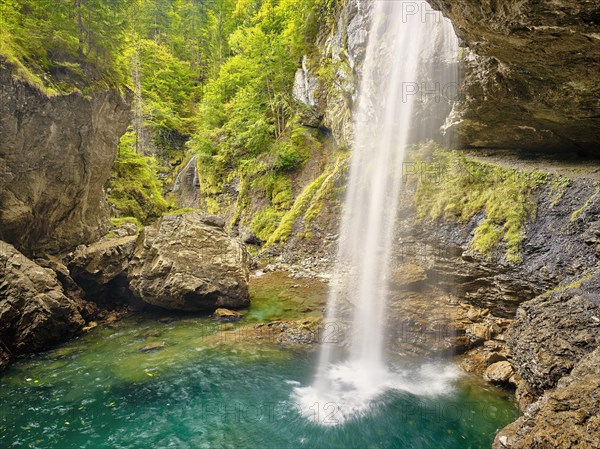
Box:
xmin=0 ymin=1 xmax=598 ymax=446
xmin=0 ymin=59 xmax=133 ymax=370
xmin=0 ymin=61 xmax=131 ymax=256
xmin=392 ymin=150 xmax=600 ymax=448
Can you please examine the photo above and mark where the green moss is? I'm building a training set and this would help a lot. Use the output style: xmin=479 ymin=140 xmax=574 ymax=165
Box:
xmin=271 ymin=177 xmax=294 ymax=210
xmin=571 ymin=185 xmax=599 ymax=222
xmin=265 ymin=173 xmax=329 ymax=246
xmin=163 ymin=208 xmax=199 ymax=216
xmin=413 ymin=144 xmax=543 ymax=263
xmin=549 ymin=176 xmax=572 ymax=209
xmin=471 ymin=220 xmax=503 ymax=257
xmin=230 ymin=178 xmax=251 ymax=230
xmin=204 ymin=197 xmax=222 ymax=216
xmin=303 ymin=153 xmax=348 ymax=235
xmin=110 ymin=216 xmax=142 ymax=229
xmin=250 ymin=207 xmax=284 ymax=242
xmin=107 ymin=130 xmax=169 ymax=224
xmin=547 ymin=269 xmax=599 ymax=294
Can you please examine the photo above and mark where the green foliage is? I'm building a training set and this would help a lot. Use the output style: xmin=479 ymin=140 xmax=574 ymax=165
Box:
xmin=250 ymin=207 xmax=283 ymax=242
xmin=190 ymin=0 xmax=336 ymax=192
xmin=107 ymin=130 xmax=169 ymax=223
xmin=128 ymin=38 xmax=200 ymax=136
xmin=266 ymin=172 xmax=328 ymax=246
xmin=412 ymin=144 xmax=543 ymax=263
xmin=1 ymin=0 xmax=134 ymax=91
xmin=4 ymin=0 xmax=345 ymax=239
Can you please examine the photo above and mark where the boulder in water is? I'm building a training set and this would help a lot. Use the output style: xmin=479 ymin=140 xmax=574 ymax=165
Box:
xmin=128 ymin=213 xmax=250 ymax=311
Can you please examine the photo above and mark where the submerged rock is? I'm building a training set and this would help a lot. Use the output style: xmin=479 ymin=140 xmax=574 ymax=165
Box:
xmin=128 ymin=212 xmax=250 ymax=311
xmin=139 ymin=341 xmax=166 ymax=353
xmin=0 ymin=241 xmax=84 ymax=370
xmin=212 ymin=308 xmax=244 ymax=322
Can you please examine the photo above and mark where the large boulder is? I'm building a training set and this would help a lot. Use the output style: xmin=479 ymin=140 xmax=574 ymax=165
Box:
xmin=0 ymin=62 xmax=130 ymax=256
xmin=68 ymin=235 xmax=138 ymax=305
xmin=0 ymin=241 xmax=84 ymax=370
xmin=128 ymin=213 xmax=250 ymax=311
xmin=69 ymin=236 xmax=137 ymax=286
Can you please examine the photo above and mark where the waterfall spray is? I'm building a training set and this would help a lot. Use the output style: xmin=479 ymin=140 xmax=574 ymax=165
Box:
xmin=294 ymin=0 xmax=459 ymax=424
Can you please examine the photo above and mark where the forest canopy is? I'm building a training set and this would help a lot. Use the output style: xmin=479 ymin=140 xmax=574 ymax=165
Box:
xmin=1 ymin=0 xmax=343 ymax=232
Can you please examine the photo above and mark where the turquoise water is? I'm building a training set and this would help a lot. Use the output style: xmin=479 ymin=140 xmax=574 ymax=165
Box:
xmin=0 ymin=276 xmax=520 ymax=448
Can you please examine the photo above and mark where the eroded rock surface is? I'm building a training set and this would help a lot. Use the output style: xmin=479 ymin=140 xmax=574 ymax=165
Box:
xmin=0 ymin=241 xmax=84 ymax=370
xmin=0 ymin=62 xmax=130 ymax=255
xmin=69 ymin=236 xmax=137 ymax=286
xmin=128 ymin=213 xmax=250 ymax=311
xmin=493 ymin=347 xmax=600 ymax=449
xmin=507 ymin=279 xmax=600 ymax=395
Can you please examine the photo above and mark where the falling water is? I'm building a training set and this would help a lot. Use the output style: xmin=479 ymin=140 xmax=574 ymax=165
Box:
xmin=172 ymin=155 xmax=200 ymax=208
xmin=295 ymin=0 xmax=459 ymax=423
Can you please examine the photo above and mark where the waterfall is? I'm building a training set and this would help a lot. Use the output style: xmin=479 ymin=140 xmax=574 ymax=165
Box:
xmin=172 ymin=156 xmax=200 ymax=208
xmin=294 ymin=0 xmax=459 ymax=424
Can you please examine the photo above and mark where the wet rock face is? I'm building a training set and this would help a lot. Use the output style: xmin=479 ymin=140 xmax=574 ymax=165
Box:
xmin=397 ymin=173 xmax=600 ymax=319
xmin=427 ymin=0 xmax=600 ymax=154
xmin=171 ymin=155 xmax=200 ymax=209
xmin=0 ymin=241 xmax=84 ymax=370
xmin=0 ymin=63 xmax=131 ymax=256
xmin=128 ymin=213 xmax=251 ymax=312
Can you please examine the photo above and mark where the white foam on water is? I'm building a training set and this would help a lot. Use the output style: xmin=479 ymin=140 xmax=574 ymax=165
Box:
xmin=293 ymin=361 xmax=459 ymax=426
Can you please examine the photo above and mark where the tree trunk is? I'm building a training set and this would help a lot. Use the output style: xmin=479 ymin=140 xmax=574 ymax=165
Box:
xmin=76 ymin=0 xmax=84 ymax=57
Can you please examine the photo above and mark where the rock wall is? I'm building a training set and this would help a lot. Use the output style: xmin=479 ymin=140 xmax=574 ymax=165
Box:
xmin=395 ymin=153 xmax=600 ymax=448
xmin=428 ymin=0 xmax=600 ymax=154
xmin=293 ymin=0 xmax=372 ymax=148
xmin=494 ymin=346 xmax=600 ymax=449
xmin=0 ymin=62 xmax=131 ymax=256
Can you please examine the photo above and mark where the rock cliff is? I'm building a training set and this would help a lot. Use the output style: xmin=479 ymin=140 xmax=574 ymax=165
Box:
xmin=0 ymin=62 xmax=131 ymax=256
xmin=0 ymin=241 xmax=85 ymax=371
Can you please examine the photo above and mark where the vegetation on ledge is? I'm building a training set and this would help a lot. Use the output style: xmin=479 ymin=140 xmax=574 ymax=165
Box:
xmin=412 ymin=144 xmax=552 ymax=263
